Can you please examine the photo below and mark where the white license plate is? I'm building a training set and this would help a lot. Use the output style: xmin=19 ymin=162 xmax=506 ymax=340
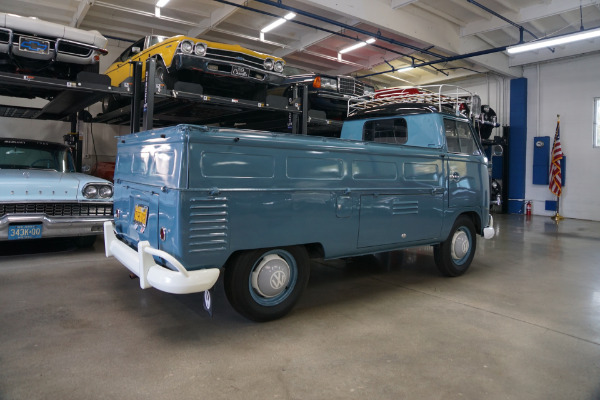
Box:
xmin=19 ymin=36 xmax=50 ymax=54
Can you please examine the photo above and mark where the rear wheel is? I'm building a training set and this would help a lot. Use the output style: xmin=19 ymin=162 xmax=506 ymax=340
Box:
xmin=433 ymin=215 xmax=476 ymax=277
xmin=224 ymin=246 xmax=310 ymax=322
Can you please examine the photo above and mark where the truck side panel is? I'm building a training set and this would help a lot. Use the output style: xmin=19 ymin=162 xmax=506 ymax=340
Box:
xmin=182 ymin=126 xmax=446 ymax=267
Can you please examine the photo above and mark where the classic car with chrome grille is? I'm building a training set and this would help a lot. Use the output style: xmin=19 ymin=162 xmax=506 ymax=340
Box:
xmin=103 ymin=34 xmax=285 ymax=106
xmin=0 ymin=12 xmax=108 ymax=81
xmin=269 ymin=66 xmax=375 ymax=119
xmin=0 ymin=138 xmax=113 ymax=247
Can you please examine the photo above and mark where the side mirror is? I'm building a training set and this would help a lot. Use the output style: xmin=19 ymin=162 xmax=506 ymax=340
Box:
xmin=131 ymin=47 xmax=141 ymax=54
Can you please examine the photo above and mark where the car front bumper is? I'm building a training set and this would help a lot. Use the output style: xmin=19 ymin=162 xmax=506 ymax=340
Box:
xmin=483 ymin=214 xmax=495 ymax=239
xmin=173 ymin=54 xmax=285 ymax=85
xmin=104 ymin=221 xmax=220 ymax=294
xmin=0 ymin=214 xmax=111 ymax=240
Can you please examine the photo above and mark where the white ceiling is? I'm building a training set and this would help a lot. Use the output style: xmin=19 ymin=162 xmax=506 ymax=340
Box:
xmin=2 ymin=0 xmax=600 ymax=88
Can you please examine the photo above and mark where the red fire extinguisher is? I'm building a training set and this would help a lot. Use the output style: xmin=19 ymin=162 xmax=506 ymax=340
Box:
xmin=526 ymin=201 xmax=532 ymax=216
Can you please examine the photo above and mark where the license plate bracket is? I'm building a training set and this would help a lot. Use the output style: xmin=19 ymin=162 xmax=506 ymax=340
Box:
xmin=231 ymin=66 xmax=250 ymax=77
xmin=8 ymin=224 xmax=43 ymax=240
xmin=19 ymin=36 xmax=50 ymax=55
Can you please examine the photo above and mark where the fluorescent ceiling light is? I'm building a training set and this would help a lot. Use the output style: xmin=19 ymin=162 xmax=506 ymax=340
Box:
xmin=507 ymin=27 xmax=600 ymax=54
xmin=339 ymin=38 xmax=376 ymax=54
xmin=156 ymin=0 xmax=170 ymax=7
xmin=155 ymin=6 xmax=160 ymax=18
xmin=261 ymin=12 xmax=296 ymax=33
xmin=396 ymin=66 xmax=414 ymax=73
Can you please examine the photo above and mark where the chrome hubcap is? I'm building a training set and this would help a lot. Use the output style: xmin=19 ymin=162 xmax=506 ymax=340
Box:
xmin=451 ymin=230 xmax=470 ymax=260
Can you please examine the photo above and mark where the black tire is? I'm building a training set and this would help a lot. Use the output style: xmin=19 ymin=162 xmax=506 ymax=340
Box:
xmin=224 ymin=246 xmax=310 ymax=322
xmin=433 ymin=215 xmax=476 ymax=277
xmin=154 ymin=59 xmax=174 ymax=90
xmin=102 ymin=94 xmax=125 ymax=114
xmin=74 ymin=235 xmax=97 ymax=248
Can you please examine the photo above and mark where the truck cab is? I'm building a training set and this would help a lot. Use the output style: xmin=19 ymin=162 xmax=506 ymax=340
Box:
xmin=104 ymin=85 xmax=494 ymax=322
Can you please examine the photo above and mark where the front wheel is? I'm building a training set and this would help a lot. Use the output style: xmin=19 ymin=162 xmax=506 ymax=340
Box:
xmin=433 ymin=215 xmax=476 ymax=277
xmin=154 ymin=59 xmax=174 ymax=90
xmin=224 ymin=246 xmax=310 ymax=322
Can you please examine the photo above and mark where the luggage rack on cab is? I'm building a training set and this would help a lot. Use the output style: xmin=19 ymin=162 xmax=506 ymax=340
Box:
xmin=348 ymin=84 xmax=481 ymax=119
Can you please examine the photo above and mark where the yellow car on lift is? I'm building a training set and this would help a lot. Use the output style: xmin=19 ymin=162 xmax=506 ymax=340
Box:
xmin=104 ymin=35 xmax=285 ymax=101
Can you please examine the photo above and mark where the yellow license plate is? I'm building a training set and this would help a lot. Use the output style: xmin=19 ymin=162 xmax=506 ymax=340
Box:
xmin=134 ymin=204 xmax=148 ymax=228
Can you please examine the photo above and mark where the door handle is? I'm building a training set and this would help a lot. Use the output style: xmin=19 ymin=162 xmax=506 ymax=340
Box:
xmin=450 ymin=171 xmax=461 ymax=182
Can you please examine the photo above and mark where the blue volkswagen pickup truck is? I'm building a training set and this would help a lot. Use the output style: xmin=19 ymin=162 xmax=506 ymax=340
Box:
xmin=104 ymin=85 xmax=494 ymax=321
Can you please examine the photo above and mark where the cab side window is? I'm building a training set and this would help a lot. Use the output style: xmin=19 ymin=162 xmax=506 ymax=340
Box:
xmin=444 ymin=119 xmax=479 ymax=155
xmin=363 ymin=118 xmax=408 ymax=144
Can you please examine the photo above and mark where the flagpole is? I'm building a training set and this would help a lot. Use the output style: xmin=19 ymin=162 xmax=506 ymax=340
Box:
xmin=551 ymin=195 xmax=563 ymax=221
xmin=551 ymin=114 xmax=564 ymax=222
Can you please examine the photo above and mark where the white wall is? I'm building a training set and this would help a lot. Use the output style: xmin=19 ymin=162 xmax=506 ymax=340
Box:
xmin=523 ymin=53 xmax=600 ymax=221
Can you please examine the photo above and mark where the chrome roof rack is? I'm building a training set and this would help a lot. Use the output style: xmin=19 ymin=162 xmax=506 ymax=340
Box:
xmin=348 ymin=84 xmax=481 ymax=118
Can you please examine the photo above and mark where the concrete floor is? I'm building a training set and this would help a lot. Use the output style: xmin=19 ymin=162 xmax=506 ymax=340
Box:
xmin=1 ymin=214 xmax=599 ymax=400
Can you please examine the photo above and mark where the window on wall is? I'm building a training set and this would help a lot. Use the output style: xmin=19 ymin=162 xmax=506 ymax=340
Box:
xmin=595 ymin=98 xmax=600 ymax=147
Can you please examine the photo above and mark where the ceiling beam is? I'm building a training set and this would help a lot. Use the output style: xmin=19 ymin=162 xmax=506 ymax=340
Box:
xmin=70 ymin=0 xmax=94 ymax=28
xmin=461 ymin=0 xmax=596 ymax=37
xmin=186 ymin=0 xmax=245 ymax=38
xmin=272 ymin=29 xmax=335 ymax=58
xmin=295 ymin=0 xmax=519 ymax=77
xmin=390 ymin=0 xmax=418 ymax=9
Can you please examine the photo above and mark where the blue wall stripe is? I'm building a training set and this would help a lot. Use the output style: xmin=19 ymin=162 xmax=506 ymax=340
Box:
xmin=508 ymin=78 xmax=527 ymax=214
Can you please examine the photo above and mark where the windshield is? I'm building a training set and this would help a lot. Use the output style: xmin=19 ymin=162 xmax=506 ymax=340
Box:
xmin=0 ymin=141 xmax=75 ymax=172
xmin=148 ymin=35 xmax=169 ymax=47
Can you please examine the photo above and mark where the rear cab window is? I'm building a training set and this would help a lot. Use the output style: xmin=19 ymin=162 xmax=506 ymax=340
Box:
xmin=443 ymin=118 xmax=481 ymax=155
xmin=363 ymin=118 xmax=408 ymax=144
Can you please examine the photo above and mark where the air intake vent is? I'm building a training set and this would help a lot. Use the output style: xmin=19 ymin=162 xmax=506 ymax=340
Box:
xmin=188 ymin=197 xmax=229 ymax=253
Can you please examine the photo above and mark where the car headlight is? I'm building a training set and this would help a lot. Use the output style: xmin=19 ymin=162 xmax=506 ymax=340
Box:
xmin=363 ymin=85 xmax=375 ymax=96
xmin=314 ymin=76 xmax=337 ymax=91
xmin=83 ymin=185 xmax=98 ymax=198
xmin=274 ymin=60 xmax=285 ymax=73
xmin=83 ymin=183 xmax=113 ymax=199
xmin=99 ymin=185 xmax=113 ymax=198
xmin=263 ymin=58 xmax=274 ymax=70
xmin=194 ymin=42 xmax=207 ymax=56
xmin=180 ymin=40 xmax=194 ymax=54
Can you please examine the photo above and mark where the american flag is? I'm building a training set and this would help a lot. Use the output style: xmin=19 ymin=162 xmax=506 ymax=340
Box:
xmin=549 ymin=120 xmax=563 ymax=197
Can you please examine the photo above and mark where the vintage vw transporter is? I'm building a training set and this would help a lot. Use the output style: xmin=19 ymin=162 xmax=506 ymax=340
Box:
xmin=104 ymin=85 xmax=495 ymax=322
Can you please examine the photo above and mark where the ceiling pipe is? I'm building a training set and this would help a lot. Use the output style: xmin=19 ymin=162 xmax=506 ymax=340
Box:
xmin=357 ymin=45 xmax=507 ymax=79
